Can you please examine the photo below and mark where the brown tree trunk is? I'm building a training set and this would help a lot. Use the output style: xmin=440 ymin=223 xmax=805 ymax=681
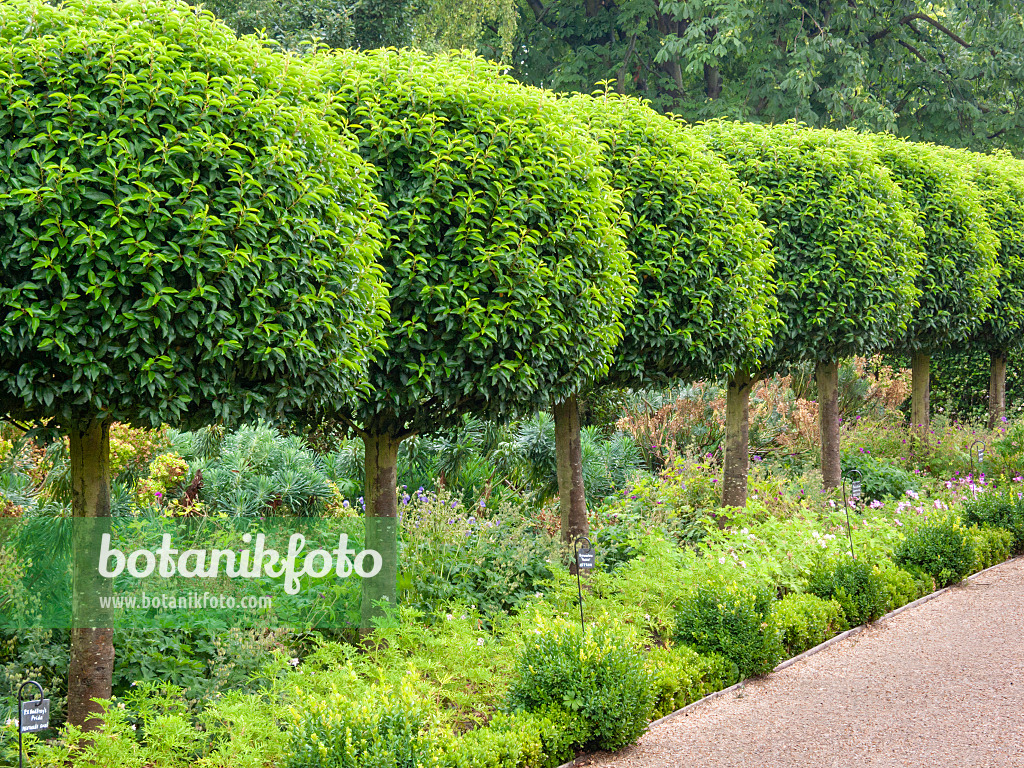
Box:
xmin=553 ymin=395 xmax=588 ymax=547
xmin=360 ymin=432 xmax=401 ymax=635
xmin=817 ymin=360 xmax=841 ymax=489
xmin=911 ymin=351 xmax=931 ymax=437
xmin=704 ymin=63 xmax=722 ymax=98
xmin=722 ymin=371 xmax=753 ymax=509
xmin=67 ymin=418 xmax=114 ymax=731
xmin=988 ymin=350 xmax=1007 ymax=429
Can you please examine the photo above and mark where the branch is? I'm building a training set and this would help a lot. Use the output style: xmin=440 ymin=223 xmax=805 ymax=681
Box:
xmin=898 ymin=39 xmax=927 ymax=63
xmin=901 ymin=13 xmax=971 ymax=48
xmin=525 ymin=0 xmax=547 ymax=21
xmin=869 ymin=13 xmax=971 ymax=48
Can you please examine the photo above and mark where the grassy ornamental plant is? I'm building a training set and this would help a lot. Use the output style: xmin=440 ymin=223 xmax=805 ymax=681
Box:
xmin=551 ymin=92 xmax=778 ymax=535
xmin=0 ymin=0 xmax=388 ymax=727
xmin=690 ymin=121 xmax=924 ymax=498
xmin=312 ymin=49 xmax=636 ymax=629
xmin=871 ymin=136 xmax=1000 ymax=435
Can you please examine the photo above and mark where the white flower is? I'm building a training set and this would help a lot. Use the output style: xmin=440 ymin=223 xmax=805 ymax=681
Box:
xmin=289 ymin=658 xmax=300 ymax=667
xmin=739 ymin=561 xmax=746 ymax=568
xmin=118 ymin=702 xmax=125 ymax=710
xmin=740 ymin=528 xmax=749 ymax=536
xmin=719 ymin=557 xmax=726 ymax=564
xmin=4 ymin=718 xmax=16 ymax=728
xmin=535 ymin=592 xmax=542 ymax=599
xmin=446 ymin=614 xmax=454 ymax=621
xmin=477 ymin=638 xmax=485 ymax=646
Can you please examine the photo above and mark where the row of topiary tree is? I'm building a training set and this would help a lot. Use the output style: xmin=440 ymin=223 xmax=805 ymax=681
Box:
xmin=3 ymin=0 xmax=1024 ymax=729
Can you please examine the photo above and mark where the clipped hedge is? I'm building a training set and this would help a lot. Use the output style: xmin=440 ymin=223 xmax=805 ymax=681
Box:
xmin=561 ymin=93 xmax=777 ymax=387
xmin=689 ymin=121 xmax=923 ymax=370
xmin=0 ymin=0 xmax=388 ymax=427
xmin=313 ymin=49 xmax=636 ymax=436
xmin=872 ymin=136 xmax=1000 ymax=357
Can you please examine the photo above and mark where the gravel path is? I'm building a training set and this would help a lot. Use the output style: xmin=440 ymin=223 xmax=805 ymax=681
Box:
xmin=584 ymin=557 xmax=1024 ymax=768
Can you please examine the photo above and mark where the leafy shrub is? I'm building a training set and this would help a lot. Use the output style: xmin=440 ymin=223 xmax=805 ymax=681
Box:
xmin=507 ymin=624 xmax=654 ymax=752
xmin=806 ymin=557 xmax=887 ymax=626
xmin=771 ymin=594 xmax=848 ymax=657
xmin=967 ymin=525 xmax=1013 ymax=571
xmin=962 ymin=488 xmax=1024 ymax=553
xmin=893 ymin=516 xmax=976 ymax=587
xmin=673 ymin=579 xmax=783 ymax=679
xmin=285 ymin=690 xmax=430 ymax=768
xmin=399 ymin=494 xmax=558 ymax=620
xmin=647 ymin=645 xmax=738 ymax=719
xmin=840 ymin=452 xmax=916 ymax=501
xmin=437 ymin=708 xmax=583 ymax=768
xmin=874 ymin=564 xmax=921 ymax=612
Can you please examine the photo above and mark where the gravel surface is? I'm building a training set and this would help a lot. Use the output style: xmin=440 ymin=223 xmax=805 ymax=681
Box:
xmin=583 ymin=557 xmax=1024 ymax=768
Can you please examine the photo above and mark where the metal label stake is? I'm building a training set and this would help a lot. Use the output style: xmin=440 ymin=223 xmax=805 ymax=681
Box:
xmin=18 ymin=680 xmax=48 ymax=768
xmin=573 ymin=536 xmax=594 ymax=635
xmin=841 ymin=469 xmax=862 ymax=560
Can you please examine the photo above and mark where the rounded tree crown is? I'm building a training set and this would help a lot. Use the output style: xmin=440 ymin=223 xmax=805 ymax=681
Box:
xmin=691 ymin=121 xmax=924 ymax=369
xmin=561 ymin=93 xmax=778 ymax=386
xmin=313 ymin=49 xmax=636 ymax=436
xmin=872 ymin=135 xmax=1000 ymax=355
xmin=0 ymin=0 xmax=388 ymax=427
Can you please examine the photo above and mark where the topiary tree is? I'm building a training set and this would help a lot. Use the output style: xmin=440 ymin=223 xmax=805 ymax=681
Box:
xmin=872 ymin=135 xmax=1001 ymax=436
xmin=934 ymin=148 xmax=1024 ymax=428
xmin=691 ymin=121 xmax=924 ymax=495
xmin=552 ymin=91 xmax=777 ymax=529
xmin=0 ymin=0 xmax=388 ymax=727
xmin=312 ymin=49 xmax=635 ymax=629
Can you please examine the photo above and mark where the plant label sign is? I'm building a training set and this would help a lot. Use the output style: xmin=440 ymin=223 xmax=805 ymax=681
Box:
xmin=576 ymin=546 xmax=596 ymax=570
xmin=851 ymin=480 xmax=862 ymax=499
xmin=20 ymin=699 xmax=49 ymax=733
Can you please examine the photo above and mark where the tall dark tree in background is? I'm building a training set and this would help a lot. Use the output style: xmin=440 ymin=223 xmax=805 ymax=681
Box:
xmin=510 ymin=0 xmax=1024 ymax=154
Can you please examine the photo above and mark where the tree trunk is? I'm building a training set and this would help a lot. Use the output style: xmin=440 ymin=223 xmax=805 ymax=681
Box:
xmin=911 ymin=351 xmax=931 ymax=437
xmin=988 ymin=350 xmax=1007 ymax=429
xmin=553 ymin=395 xmax=588 ymax=547
xmin=67 ymin=418 xmax=114 ymax=731
xmin=722 ymin=371 xmax=753 ymax=509
xmin=360 ymin=431 xmax=400 ymax=635
xmin=704 ymin=63 xmax=722 ymax=98
xmin=817 ymin=360 xmax=841 ymax=490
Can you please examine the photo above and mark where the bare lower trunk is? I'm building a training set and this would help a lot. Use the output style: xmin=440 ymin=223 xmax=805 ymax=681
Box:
xmin=911 ymin=351 xmax=931 ymax=437
xmin=817 ymin=360 xmax=841 ymax=489
xmin=361 ymin=432 xmax=400 ymax=635
xmin=67 ymin=418 xmax=114 ymax=731
xmin=988 ymin=350 xmax=1007 ymax=430
xmin=554 ymin=395 xmax=588 ymax=547
xmin=722 ymin=371 xmax=753 ymax=509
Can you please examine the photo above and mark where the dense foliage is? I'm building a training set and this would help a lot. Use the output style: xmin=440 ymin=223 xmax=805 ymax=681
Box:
xmin=872 ymin=136 xmax=1000 ymax=356
xmin=0 ymin=0 xmax=388 ymax=427
xmin=689 ymin=121 xmax=923 ymax=372
xmin=510 ymin=1 xmax=1024 ymax=155
xmin=313 ymin=49 xmax=635 ymax=436
xmin=560 ymin=92 xmax=776 ymax=386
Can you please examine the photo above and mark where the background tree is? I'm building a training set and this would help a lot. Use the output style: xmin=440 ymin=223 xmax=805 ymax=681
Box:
xmin=871 ymin=135 xmax=1000 ymax=435
xmin=0 ymin=0 xmax=388 ymax=727
xmin=202 ymin=0 xmax=519 ymax=58
xmin=690 ymin=121 xmax=924 ymax=494
xmin=510 ymin=0 xmax=1024 ymax=155
xmin=552 ymin=91 xmax=776 ymax=531
xmin=312 ymin=49 xmax=635 ymax=630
